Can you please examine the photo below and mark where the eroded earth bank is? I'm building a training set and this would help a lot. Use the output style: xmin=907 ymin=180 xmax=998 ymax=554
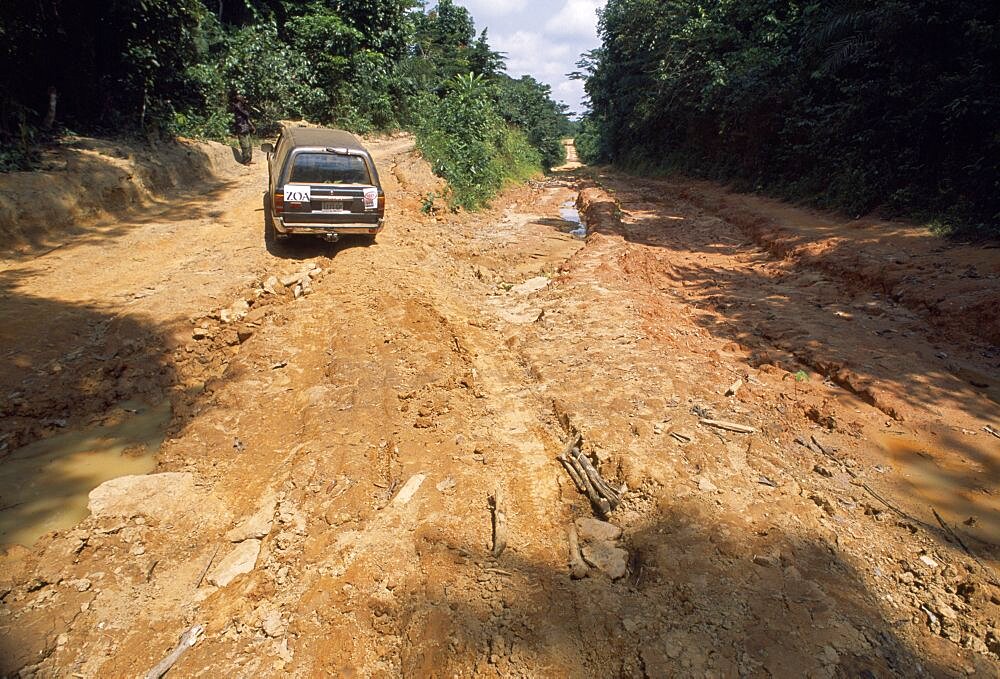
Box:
xmin=1 ymin=137 xmax=999 ymax=677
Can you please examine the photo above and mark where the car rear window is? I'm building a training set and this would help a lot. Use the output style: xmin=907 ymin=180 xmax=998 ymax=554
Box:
xmin=289 ymin=153 xmax=372 ymax=184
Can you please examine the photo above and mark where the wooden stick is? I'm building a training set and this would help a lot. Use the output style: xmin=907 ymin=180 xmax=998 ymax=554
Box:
xmin=932 ymin=507 xmax=1000 ymax=587
xmin=145 ymin=625 xmax=204 ymax=679
xmin=559 ymin=432 xmax=583 ymax=459
xmin=572 ymin=447 xmax=622 ymax=507
xmin=567 ymin=449 xmax=610 ymax=516
xmin=567 ymin=525 xmax=589 ymax=579
xmin=699 ymin=418 xmax=756 ymax=434
xmin=557 ymin=454 xmax=587 ymax=492
xmin=195 ymin=545 xmax=220 ymax=589
xmin=489 ymin=488 xmax=507 ymax=558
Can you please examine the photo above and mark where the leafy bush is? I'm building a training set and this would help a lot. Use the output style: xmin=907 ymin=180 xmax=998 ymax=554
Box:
xmin=416 ymin=73 xmax=541 ymax=210
xmin=496 ymin=75 xmax=568 ymax=169
xmin=223 ymin=22 xmax=320 ymax=133
xmin=0 ymin=0 xmax=569 ymax=209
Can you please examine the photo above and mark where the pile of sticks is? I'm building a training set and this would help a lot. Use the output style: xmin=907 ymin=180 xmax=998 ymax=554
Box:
xmin=556 ymin=433 xmax=625 ymax=516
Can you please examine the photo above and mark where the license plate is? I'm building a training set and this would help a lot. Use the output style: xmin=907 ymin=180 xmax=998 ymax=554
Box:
xmin=322 ymin=200 xmax=347 ymax=211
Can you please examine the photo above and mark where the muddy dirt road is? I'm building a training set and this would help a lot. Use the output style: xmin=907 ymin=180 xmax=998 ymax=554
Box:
xmin=1 ymin=137 xmax=998 ymax=677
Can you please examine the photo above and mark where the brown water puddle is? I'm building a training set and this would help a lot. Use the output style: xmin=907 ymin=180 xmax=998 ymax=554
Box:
xmin=0 ymin=400 xmax=171 ymax=546
xmin=875 ymin=431 xmax=1000 ymax=549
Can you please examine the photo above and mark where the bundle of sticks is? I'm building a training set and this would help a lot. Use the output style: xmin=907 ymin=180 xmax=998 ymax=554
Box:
xmin=556 ymin=433 xmax=625 ymax=516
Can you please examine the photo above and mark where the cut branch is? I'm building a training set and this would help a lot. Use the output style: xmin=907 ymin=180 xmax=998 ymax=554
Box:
xmin=699 ymin=418 xmax=756 ymax=434
xmin=489 ymin=488 xmax=507 ymax=558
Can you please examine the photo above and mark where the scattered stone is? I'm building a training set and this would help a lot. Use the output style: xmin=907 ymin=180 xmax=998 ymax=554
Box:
xmin=919 ymin=555 xmax=939 ymax=569
xmin=511 ymin=276 xmax=550 ymax=295
xmin=262 ymin=276 xmax=282 ymax=295
xmin=261 ymin=610 xmax=285 ymax=637
xmin=696 ymin=476 xmax=718 ymax=493
xmin=575 ymin=517 xmax=623 ymax=543
xmin=324 ymin=509 xmax=352 ymax=526
xmin=192 ymin=327 xmax=211 ymax=340
xmin=435 ymin=476 xmax=456 ymax=493
xmin=813 ymin=464 xmax=834 ymax=478
xmin=753 ymin=554 xmax=780 ymax=568
xmin=280 ymin=273 xmax=303 ymax=288
xmin=580 ymin=542 xmax=628 ymax=580
xmin=725 ymin=379 xmax=744 ymax=397
xmin=225 ymin=495 xmax=277 ymax=542
xmin=392 ymin=474 xmax=426 ymax=507
xmin=88 ymin=472 xmax=212 ymax=522
xmin=219 ymin=300 xmax=249 ymax=324
xmin=274 ymin=638 xmax=293 ymax=662
xmin=207 ymin=539 xmax=261 ymax=587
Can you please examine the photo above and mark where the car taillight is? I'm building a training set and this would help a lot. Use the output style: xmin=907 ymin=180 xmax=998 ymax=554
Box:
xmin=274 ymin=192 xmax=284 ymax=214
xmin=363 ymin=187 xmax=378 ymax=210
xmin=377 ymin=194 xmax=385 ymax=216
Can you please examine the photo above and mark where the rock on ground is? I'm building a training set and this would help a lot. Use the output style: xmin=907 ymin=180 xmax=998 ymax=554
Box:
xmin=207 ymin=539 xmax=261 ymax=587
xmin=88 ymin=472 xmax=206 ymax=522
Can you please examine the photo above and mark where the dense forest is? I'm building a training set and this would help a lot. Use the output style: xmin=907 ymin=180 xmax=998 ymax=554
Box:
xmin=577 ymin=0 xmax=999 ymax=236
xmin=0 ymin=0 xmax=571 ymax=209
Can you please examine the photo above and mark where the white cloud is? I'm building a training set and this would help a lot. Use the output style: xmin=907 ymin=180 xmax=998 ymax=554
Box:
xmin=456 ymin=2 xmax=606 ymax=112
xmin=544 ymin=0 xmax=603 ymax=39
xmin=493 ymin=31 xmax=573 ymax=84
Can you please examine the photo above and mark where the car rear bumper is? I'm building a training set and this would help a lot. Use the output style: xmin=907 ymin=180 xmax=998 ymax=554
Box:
xmin=277 ymin=218 xmax=385 ymax=236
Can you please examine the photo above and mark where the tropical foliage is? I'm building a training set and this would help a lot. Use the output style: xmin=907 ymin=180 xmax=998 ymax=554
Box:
xmin=579 ymin=0 xmax=999 ymax=236
xmin=0 ymin=1 xmax=570 ymax=208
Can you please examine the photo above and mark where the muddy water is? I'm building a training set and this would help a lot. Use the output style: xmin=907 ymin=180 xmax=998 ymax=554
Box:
xmin=559 ymin=200 xmax=588 ymax=238
xmin=875 ymin=431 xmax=1000 ymax=548
xmin=0 ymin=400 xmax=171 ymax=546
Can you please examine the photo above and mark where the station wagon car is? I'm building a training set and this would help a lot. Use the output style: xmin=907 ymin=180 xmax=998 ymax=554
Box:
xmin=261 ymin=126 xmax=385 ymax=243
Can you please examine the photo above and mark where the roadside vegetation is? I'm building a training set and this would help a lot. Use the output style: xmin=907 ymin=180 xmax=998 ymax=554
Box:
xmin=577 ymin=0 xmax=999 ymax=237
xmin=0 ymin=0 xmax=571 ymax=209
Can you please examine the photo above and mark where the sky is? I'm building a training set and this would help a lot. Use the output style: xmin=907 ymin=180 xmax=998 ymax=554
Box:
xmin=457 ymin=0 xmax=606 ymax=116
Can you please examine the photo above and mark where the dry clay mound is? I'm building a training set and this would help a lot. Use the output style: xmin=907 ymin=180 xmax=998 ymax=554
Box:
xmin=0 ymin=136 xmax=243 ymax=253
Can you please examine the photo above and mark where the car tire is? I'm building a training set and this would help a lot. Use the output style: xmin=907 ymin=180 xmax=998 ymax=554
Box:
xmin=264 ymin=192 xmax=287 ymax=244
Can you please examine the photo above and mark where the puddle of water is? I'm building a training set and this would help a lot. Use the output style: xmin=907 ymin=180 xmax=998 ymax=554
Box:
xmin=875 ymin=432 xmax=1000 ymax=547
xmin=0 ymin=400 xmax=171 ymax=546
xmin=559 ymin=200 xmax=588 ymax=238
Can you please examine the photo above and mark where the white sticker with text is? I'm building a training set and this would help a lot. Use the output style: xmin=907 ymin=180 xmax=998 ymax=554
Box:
xmin=283 ymin=184 xmax=311 ymax=202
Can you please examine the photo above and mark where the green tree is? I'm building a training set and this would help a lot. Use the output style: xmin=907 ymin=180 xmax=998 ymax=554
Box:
xmin=582 ymin=0 xmax=1000 ymax=235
